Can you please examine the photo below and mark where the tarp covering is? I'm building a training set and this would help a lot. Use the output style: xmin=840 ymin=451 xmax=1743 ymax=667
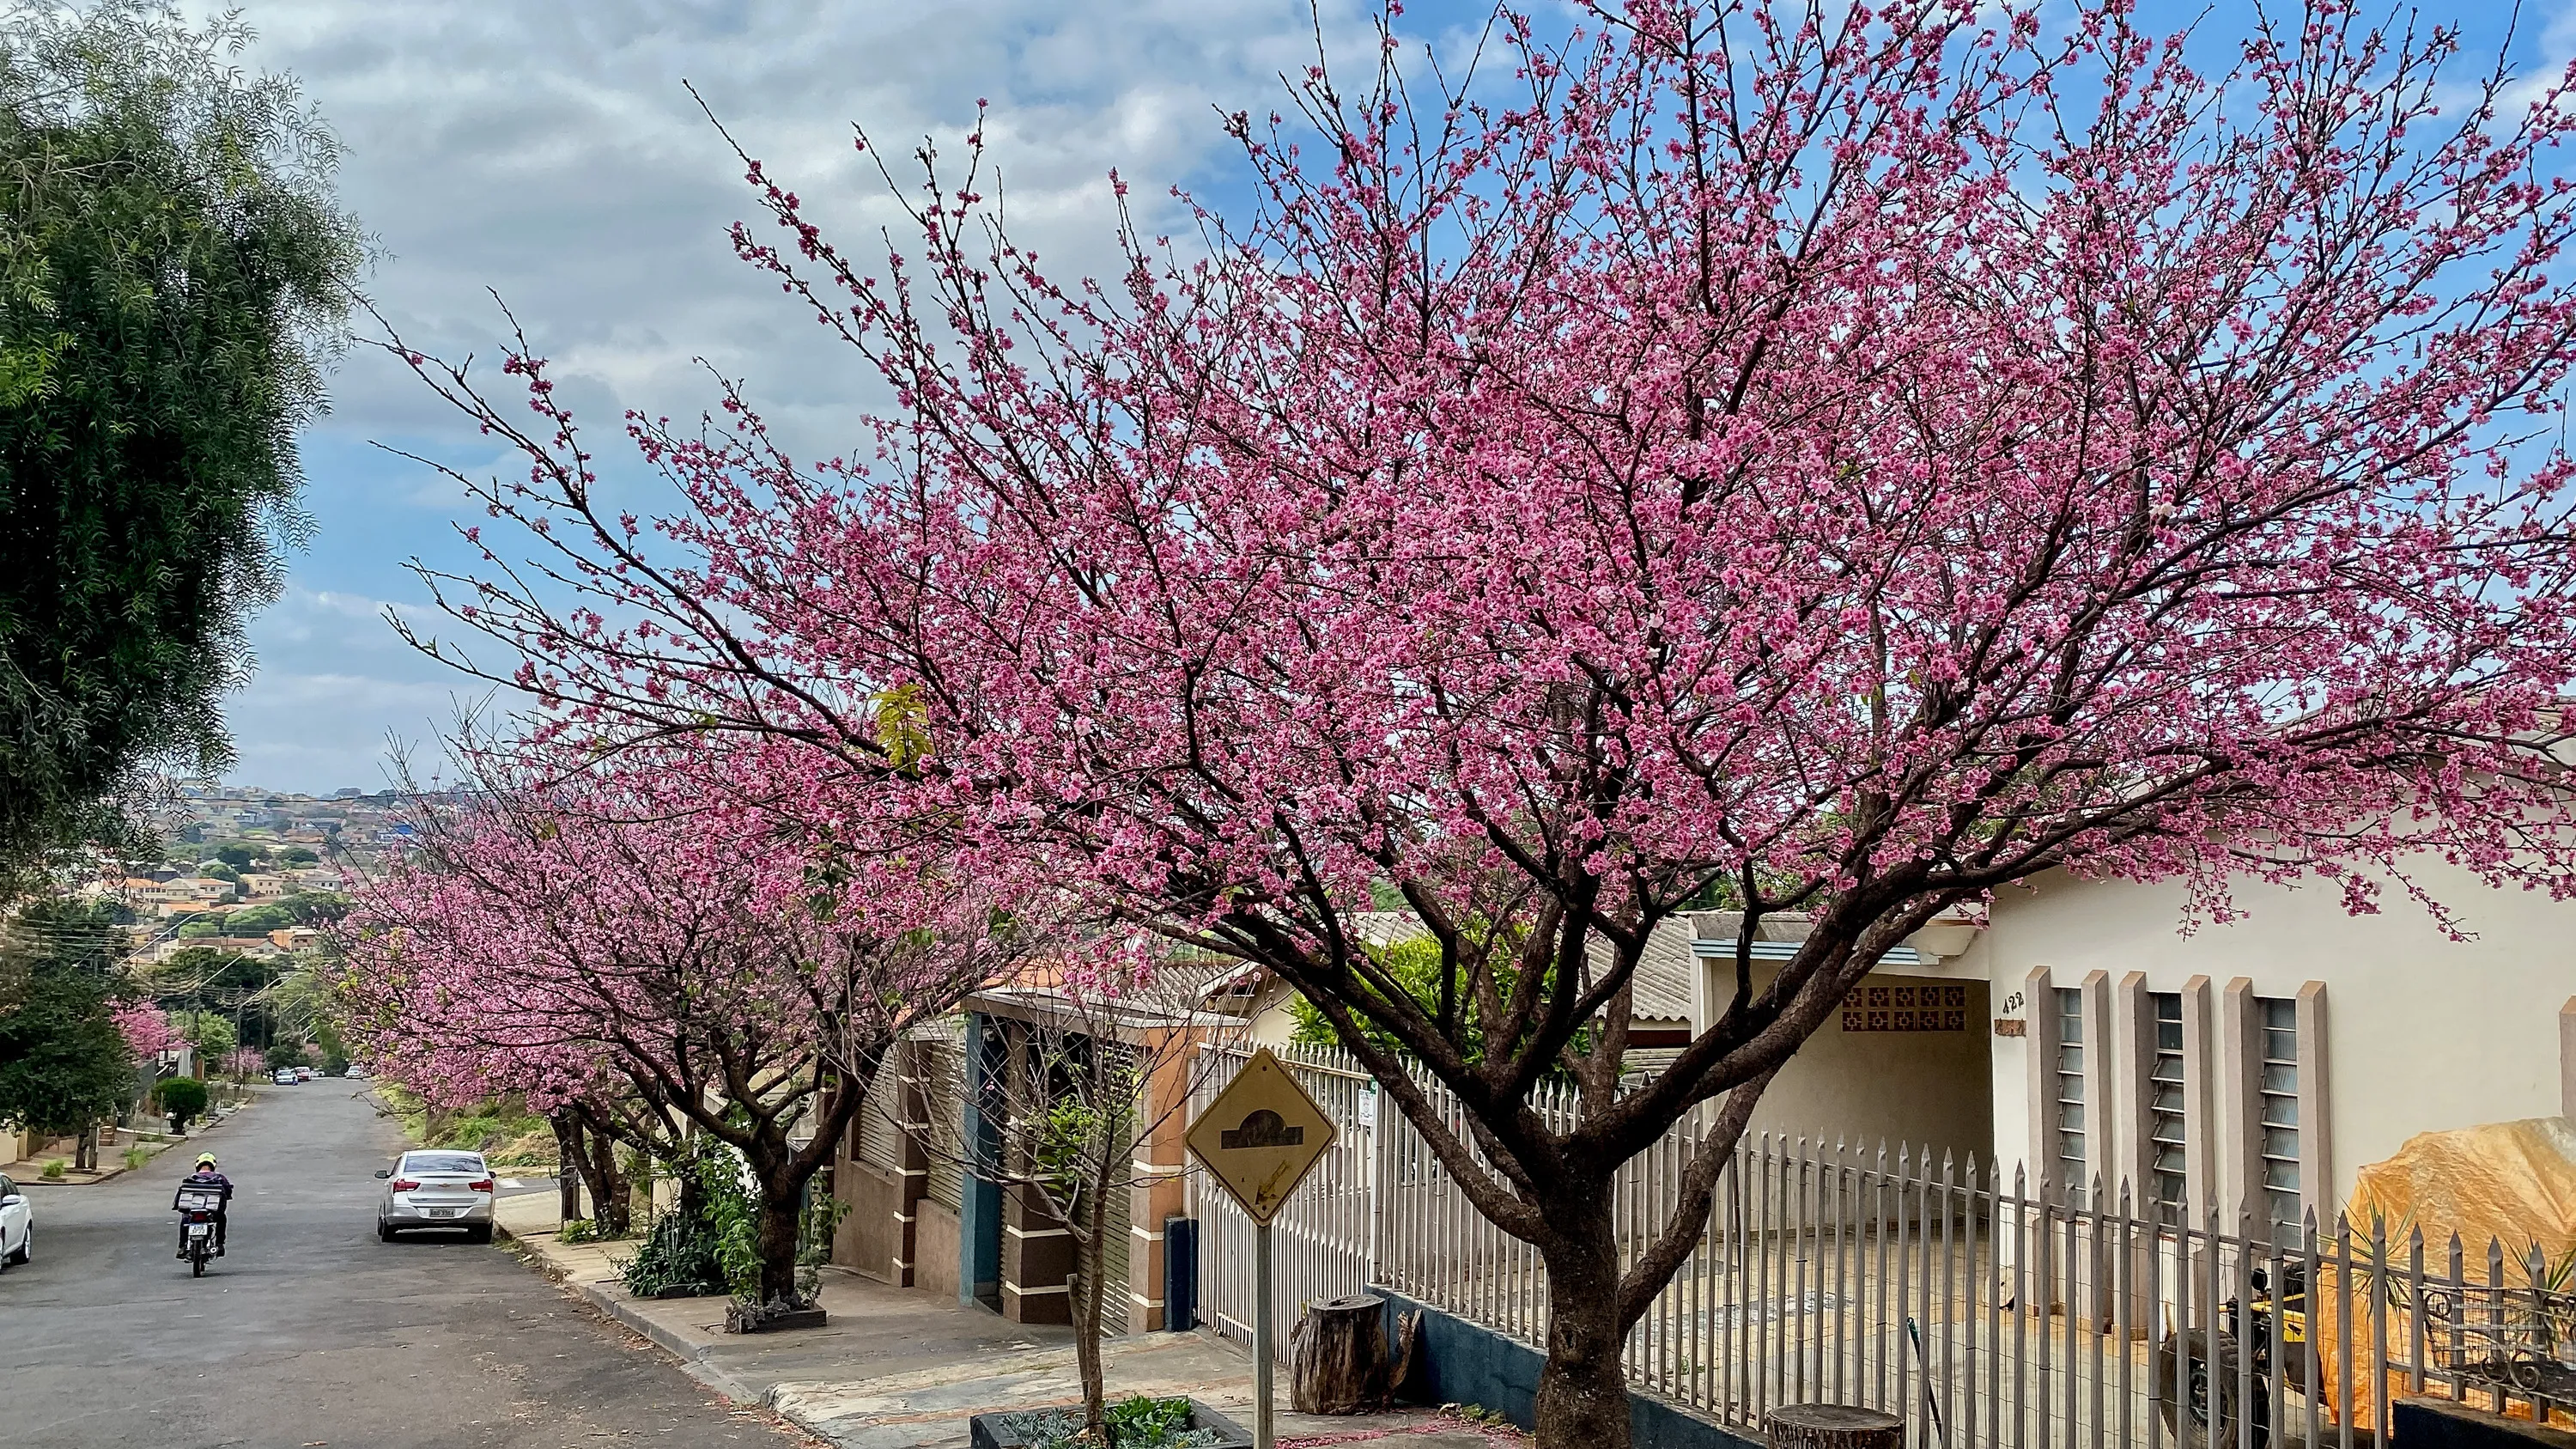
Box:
xmin=2348 ymin=1118 xmax=2576 ymax=1261
xmin=2319 ymin=1117 xmax=2576 ymax=1429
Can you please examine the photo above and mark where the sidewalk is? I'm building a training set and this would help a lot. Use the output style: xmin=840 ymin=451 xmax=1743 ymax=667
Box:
xmin=494 ymin=1193 xmax=1502 ymax=1449
xmin=4 ymin=1097 xmax=253 ymax=1184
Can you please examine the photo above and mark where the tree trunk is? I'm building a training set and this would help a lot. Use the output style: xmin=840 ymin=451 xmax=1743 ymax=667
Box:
xmin=1534 ymin=1192 xmax=1631 ymax=1449
xmin=1766 ymin=1405 xmax=1902 ymax=1449
xmin=580 ymin=1125 xmax=629 ymax=1236
xmin=552 ymin=1115 xmax=584 ymax=1221
xmin=1291 ymin=1294 xmax=1391 ymax=1413
xmin=755 ymin=1185 xmax=804 ymax=1306
xmin=1074 ymin=1178 xmax=1109 ymax=1442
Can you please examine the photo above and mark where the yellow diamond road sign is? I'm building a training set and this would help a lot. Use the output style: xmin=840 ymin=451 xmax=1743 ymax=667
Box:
xmin=1187 ymin=1047 xmax=1337 ymax=1224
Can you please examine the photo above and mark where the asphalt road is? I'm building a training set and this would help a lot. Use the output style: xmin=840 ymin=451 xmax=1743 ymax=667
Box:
xmin=0 ymin=1081 xmax=805 ymax=1449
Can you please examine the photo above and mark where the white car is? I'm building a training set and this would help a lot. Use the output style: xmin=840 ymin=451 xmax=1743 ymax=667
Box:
xmin=0 ymin=1172 xmax=30 ymax=1269
xmin=375 ymin=1150 xmax=495 ymax=1242
xmin=272 ymin=1069 xmax=298 ymax=1085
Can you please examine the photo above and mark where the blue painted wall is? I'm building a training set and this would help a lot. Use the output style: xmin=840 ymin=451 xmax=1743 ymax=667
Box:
xmin=958 ymin=1012 xmax=1003 ymax=1308
xmin=1375 ymin=1292 xmax=1763 ymax=1449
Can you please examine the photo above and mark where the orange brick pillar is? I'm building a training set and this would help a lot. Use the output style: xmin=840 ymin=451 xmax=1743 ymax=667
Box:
xmin=1127 ymin=1027 xmax=1195 ymax=1330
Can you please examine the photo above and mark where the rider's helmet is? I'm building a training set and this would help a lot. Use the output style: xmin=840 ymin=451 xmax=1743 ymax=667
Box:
xmin=194 ymin=1153 xmax=217 ymax=1169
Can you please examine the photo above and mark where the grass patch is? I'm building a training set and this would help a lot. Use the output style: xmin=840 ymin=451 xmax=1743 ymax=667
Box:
xmin=375 ymin=1083 xmax=556 ymax=1168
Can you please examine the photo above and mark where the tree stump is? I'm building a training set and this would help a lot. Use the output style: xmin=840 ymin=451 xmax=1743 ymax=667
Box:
xmin=1767 ymin=1405 xmax=1903 ymax=1449
xmin=1290 ymin=1293 xmax=1390 ymax=1414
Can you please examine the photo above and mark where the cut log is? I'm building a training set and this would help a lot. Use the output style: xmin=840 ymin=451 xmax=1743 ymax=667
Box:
xmin=1767 ymin=1405 xmax=1904 ymax=1449
xmin=1290 ymin=1293 xmax=1390 ymax=1414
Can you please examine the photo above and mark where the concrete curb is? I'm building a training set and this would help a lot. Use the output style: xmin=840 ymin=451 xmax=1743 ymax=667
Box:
xmin=493 ymin=1216 xmax=762 ymax=1407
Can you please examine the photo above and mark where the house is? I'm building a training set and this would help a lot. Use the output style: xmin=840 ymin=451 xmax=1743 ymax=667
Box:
xmin=1959 ymin=857 xmax=2576 ymax=1241
xmin=1207 ymin=908 xmax=1995 ymax=1169
xmin=1201 ymin=862 xmax=2575 ymax=1239
xmin=832 ymin=964 xmax=1246 ymax=1335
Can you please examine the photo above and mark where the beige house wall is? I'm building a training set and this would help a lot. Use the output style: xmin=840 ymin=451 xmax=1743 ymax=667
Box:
xmin=1975 ymin=861 xmax=2575 ymax=1218
xmin=1710 ymin=959 xmax=1995 ymax=1168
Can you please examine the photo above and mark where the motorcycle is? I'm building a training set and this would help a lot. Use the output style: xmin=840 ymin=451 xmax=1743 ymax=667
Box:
xmin=175 ymin=1187 xmax=222 ymax=1276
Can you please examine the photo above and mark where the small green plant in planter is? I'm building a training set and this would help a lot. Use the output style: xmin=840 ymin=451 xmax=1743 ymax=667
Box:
xmin=970 ymin=1396 xmax=1243 ymax=1449
xmin=122 ymin=1146 xmax=149 ymax=1170
xmin=40 ymin=1159 xmax=67 ymax=1180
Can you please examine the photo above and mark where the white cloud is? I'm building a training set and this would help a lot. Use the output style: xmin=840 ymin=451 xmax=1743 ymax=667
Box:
xmin=199 ymin=0 xmax=1392 ymax=791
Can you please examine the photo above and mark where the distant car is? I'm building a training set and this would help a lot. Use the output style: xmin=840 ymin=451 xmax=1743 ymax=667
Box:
xmin=343 ymin=1067 xmax=368 ymax=1080
xmin=272 ymin=1069 xmax=298 ymax=1085
xmin=374 ymin=1150 xmax=495 ymax=1242
xmin=293 ymin=1067 xmax=315 ymax=1082
xmin=0 ymin=1172 xmax=29 ymax=1269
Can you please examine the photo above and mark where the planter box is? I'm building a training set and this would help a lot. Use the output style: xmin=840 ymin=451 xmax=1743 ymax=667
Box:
xmin=725 ymin=1301 xmax=828 ymax=1333
xmin=969 ymin=1399 xmax=1249 ymax=1449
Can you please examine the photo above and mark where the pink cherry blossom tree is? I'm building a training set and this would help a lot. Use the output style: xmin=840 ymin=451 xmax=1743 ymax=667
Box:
xmin=114 ymin=1003 xmax=173 ymax=1061
xmin=386 ymin=3 xmax=2576 ymax=1438
xmin=337 ymin=749 xmax=1037 ymax=1306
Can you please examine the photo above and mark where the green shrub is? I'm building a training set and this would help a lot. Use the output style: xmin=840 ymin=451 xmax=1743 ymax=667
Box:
xmin=39 ymin=1159 xmax=65 ymax=1179
xmin=617 ymin=1139 xmax=755 ymax=1300
xmin=155 ymin=1076 xmax=210 ymax=1129
xmin=122 ymin=1145 xmax=148 ymax=1170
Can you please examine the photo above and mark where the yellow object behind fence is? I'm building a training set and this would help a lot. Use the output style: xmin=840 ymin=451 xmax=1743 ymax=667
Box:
xmin=2318 ymin=1117 xmax=2576 ymax=1429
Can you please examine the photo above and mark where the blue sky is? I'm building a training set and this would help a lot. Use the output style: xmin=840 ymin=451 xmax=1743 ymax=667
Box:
xmin=216 ymin=0 xmax=2576 ymax=792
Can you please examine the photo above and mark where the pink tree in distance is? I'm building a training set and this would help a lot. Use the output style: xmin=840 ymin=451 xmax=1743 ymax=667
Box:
xmin=337 ymin=748 xmax=1035 ymax=1305
xmin=114 ymin=1004 xmax=173 ymax=1062
xmin=387 ymin=3 xmax=2576 ymax=1437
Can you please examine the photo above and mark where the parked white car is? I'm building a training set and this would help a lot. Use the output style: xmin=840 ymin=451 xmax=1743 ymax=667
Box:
xmin=0 ymin=1172 xmax=30 ymax=1269
xmin=272 ymin=1069 xmax=298 ymax=1085
xmin=375 ymin=1150 xmax=495 ymax=1243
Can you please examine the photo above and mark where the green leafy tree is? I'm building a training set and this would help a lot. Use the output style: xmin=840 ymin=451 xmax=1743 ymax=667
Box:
xmin=0 ymin=3 xmax=363 ymax=879
xmin=175 ymin=1009 xmax=234 ymax=1059
xmin=279 ymin=846 xmax=318 ymax=865
xmin=0 ymin=899 xmax=137 ymax=1138
xmin=277 ymin=891 xmax=349 ymax=925
xmin=213 ymin=844 xmax=258 ymax=869
xmin=220 ymin=903 xmax=295 ymax=933
xmin=261 ymin=1042 xmax=302 ymax=1072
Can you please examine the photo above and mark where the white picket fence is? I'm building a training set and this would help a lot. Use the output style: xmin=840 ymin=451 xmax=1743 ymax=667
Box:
xmin=1193 ymin=1044 xmax=2574 ymax=1446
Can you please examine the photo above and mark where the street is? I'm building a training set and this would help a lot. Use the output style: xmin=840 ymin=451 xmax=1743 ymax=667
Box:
xmin=0 ymin=1082 xmax=805 ymax=1448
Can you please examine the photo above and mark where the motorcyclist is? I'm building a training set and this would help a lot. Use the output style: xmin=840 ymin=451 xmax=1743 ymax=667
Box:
xmin=174 ymin=1151 xmax=233 ymax=1256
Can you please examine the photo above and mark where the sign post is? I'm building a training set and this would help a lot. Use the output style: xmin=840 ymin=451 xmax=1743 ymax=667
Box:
xmin=1186 ymin=1048 xmax=1339 ymax=1449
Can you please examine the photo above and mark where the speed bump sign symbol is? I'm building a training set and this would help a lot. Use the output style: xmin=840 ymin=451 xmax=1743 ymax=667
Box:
xmin=1187 ymin=1047 xmax=1336 ymax=1223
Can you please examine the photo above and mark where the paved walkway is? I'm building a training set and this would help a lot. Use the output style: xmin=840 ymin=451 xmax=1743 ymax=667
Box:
xmin=495 ymin=1195 xmax=1504 ymax=1449
xmin=2 ymin=1100 xmax=249 ymax=1184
